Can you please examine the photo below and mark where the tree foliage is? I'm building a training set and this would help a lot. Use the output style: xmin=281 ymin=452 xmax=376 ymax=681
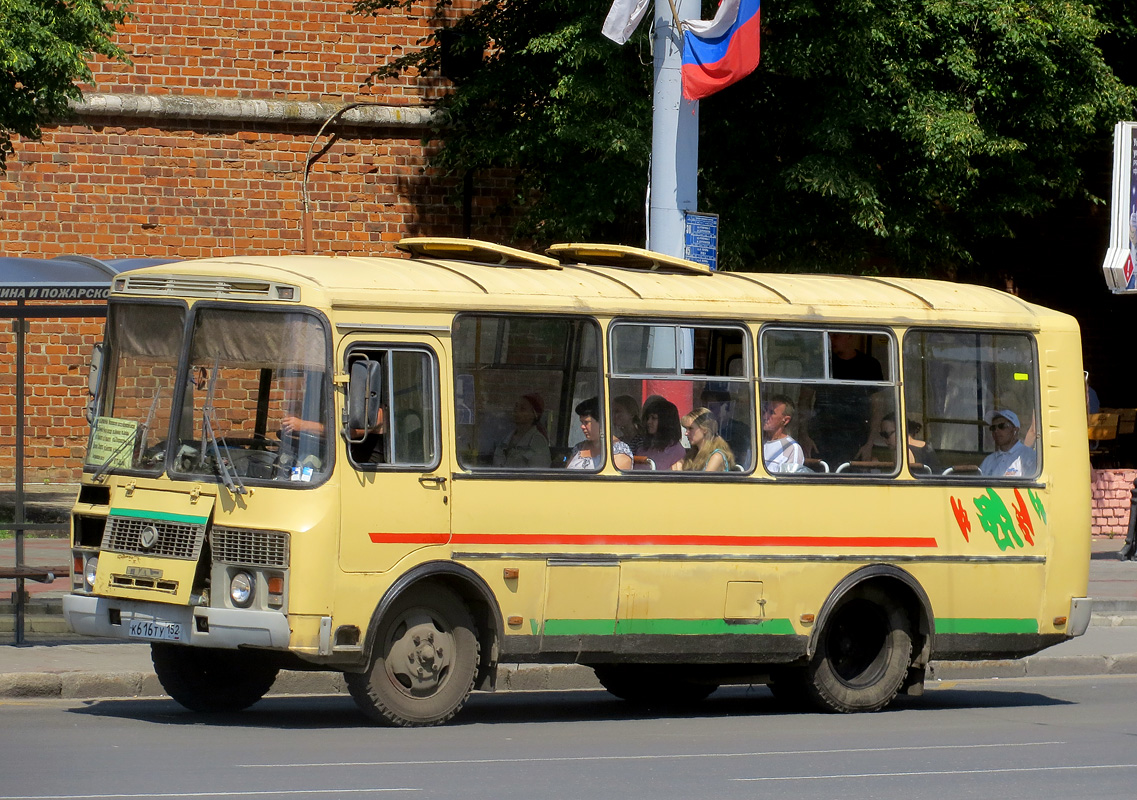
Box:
xmin=357 ymin=0 xmax=1133 ymax=274
xmin=0 ymin=0 xmax=130 ymax=170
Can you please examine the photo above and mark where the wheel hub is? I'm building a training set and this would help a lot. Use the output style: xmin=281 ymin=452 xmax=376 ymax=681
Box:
xmin=385 ymin=611 xmax=455 ymax=696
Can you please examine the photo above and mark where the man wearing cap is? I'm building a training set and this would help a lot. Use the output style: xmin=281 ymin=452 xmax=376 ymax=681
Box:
xmin=979 ymin=409 xmax=1036 ymax=477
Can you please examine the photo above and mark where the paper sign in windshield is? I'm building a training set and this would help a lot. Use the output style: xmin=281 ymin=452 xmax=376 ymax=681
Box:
xmin=87 ymin=417 xmax=138 ymax=467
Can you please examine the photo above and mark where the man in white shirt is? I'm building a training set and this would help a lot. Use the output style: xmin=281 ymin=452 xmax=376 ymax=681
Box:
xmin=762 ymin=395 xmax=805 ymax=474
xmin=979 ymin=409 xmax=1036 ymax=477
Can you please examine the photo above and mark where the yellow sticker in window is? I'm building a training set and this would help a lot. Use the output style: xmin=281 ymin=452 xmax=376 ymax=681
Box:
xmin=1014 ymin=373 xmax=1029 ymax=381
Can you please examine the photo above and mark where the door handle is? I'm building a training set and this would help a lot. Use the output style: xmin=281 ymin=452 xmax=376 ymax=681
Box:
xmin=418 ymin=474 xmax=447 ymax=488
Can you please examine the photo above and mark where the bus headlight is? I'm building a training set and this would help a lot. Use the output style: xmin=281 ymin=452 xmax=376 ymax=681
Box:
xmin=229 ymin=571 xmax=255 ymax=607
xmin=84 ymin=556 xmax=99 ymax=589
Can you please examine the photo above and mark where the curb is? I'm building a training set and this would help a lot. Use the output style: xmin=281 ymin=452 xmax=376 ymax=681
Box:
xmin=0 ymin=663 xmax=602 ymax=701
xmin=2 ymin=657 xmax=1135 ymax=702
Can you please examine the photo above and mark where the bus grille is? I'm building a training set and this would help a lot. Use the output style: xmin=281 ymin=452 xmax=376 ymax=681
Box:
xmin=101 ymin=516 xmax=207 ymax=560
xmin=210 ymin=527 xmax=290 ymax=568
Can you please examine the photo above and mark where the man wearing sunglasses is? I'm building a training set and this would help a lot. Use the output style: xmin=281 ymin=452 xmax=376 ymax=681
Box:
xmin=979 ymin=409 xmax=1036 ymax=477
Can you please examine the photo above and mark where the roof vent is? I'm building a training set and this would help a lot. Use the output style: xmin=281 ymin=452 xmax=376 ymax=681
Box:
xmin=546 ymin=243 xmax=711 ymax=274
xmin=397 ymin=237 xmax=562 ymax=269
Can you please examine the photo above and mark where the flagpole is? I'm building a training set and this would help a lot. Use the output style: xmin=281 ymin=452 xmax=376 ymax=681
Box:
xmin=647 ymin=0 xmax=700 ymax=259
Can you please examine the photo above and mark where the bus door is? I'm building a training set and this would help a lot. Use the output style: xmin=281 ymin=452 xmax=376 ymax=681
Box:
xmin=338 ymin=341 xmax=450 ymax=573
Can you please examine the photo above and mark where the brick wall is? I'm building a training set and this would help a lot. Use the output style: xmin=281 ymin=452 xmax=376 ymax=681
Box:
xmin=1 ymin=1 xmax=520 ymax=484
xmin=0 ymin=0 xmax=518 ymax=261
xmin=0 ymin=312 xmax=105 ymax=484
xmin=1091 ymin=468 xmax=1136 ymax=537
xmin=86 ymin=0 xmax=455 ymax=103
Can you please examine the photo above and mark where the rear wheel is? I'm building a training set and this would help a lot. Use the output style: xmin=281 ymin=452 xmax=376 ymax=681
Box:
xmin=804 ymin=587 xmax=913 ymax=713
xmin=593 ymin=665 xmax=718 ymax=705
xmin=346 ymin=585 xmax=479 ymax=727
xmin=151 ymin=643 xmax=279 ymax=713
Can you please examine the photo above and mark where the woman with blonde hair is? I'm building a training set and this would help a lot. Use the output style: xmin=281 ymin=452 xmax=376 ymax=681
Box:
xmin=672 ymin=407 xmax=734 ymax=471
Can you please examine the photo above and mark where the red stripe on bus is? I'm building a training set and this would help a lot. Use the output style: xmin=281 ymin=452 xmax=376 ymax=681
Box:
xmin=369 ymin=532 xmax=451 ymax=544
xmin=368 ymin=532 xmax=937 ymax=548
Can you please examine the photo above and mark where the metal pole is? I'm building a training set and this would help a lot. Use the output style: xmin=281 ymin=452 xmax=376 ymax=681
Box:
xmin=648 ymin=0 xmax=700 ymax=258
xmin=14 ymin=303 xmax=27 ymax=645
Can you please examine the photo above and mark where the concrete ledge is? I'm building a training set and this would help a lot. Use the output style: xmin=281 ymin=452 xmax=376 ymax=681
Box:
xmin=69 ymin=93 xmax=444 ymax=130
xmin=929 ymin=660 xmax=1028 ymax=680
xmin=269 ymin=671 xmax=346 ymax=696
xmin=498 ymin=664 xmax=601 ymax=692
xmin=0 ymin=672 xmax=62 ymax=698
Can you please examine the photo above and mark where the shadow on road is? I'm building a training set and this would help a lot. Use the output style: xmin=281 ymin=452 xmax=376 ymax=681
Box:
xmin=66 ymin=682 xmax=1072 ymax=730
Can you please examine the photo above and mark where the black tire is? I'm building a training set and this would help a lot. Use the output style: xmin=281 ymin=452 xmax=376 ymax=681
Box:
xmin=151 ymin=643 xmax=279 ymax=713
xmin=593 ymin=665 xmax=718 ymax=705
xmin=346 ymin=585 xmax=479 ymax=727
xmin=804 ymin=587 xmax=913 ymax=713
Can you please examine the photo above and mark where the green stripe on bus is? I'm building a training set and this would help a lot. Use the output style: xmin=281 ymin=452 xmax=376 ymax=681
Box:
xmin=110 ymin=507 xmax=209 ymax=525
xmin=936 ymin=618 xmax=1039 ymax=635
xmin=542 ymin=618 xmax=796 ymax=636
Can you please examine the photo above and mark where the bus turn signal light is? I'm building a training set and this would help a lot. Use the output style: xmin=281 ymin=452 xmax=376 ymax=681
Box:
xmin=503 ymin=568 xmax=519 ymax=580
xmin=800 ymin=613 xmax=816 ymax=624
xmin=1053 ymin=616 xmax=1068 ymax=628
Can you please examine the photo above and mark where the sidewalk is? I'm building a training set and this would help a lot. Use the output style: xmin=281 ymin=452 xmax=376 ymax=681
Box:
xmin=3 ymin=535 xmax=1137 ymax=700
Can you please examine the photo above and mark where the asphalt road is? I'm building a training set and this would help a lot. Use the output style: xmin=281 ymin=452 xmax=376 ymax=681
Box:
xmin=3 ymin=677 xmax=1137 ymax=800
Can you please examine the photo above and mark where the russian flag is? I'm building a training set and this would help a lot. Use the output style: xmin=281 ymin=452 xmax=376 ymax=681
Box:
xmin=681 ymin=0 xmax=761 ymax=102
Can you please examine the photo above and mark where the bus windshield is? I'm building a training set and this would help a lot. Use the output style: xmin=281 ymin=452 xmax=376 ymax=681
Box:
xmin=85 ymin=301 xmax=186 ymax=477
xmin=168 ymin=306 xmax=332 ymax=487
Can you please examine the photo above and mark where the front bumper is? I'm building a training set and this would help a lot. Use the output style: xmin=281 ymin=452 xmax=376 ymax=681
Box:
xmin=63 ymin=594 xmax=292 ymax=650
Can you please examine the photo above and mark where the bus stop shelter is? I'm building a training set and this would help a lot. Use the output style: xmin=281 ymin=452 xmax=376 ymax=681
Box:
xmin=1 ymin=256 xmax=171 ymax=643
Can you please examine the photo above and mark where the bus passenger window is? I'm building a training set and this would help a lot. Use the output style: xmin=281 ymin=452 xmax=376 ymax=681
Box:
xmin=760 ymin=327 xmax=899 ymax=476
xmin=903 ymin=331 xmax=1040 ymax=479
xmin=609 ymin=321 xmax=753 ymax=472
xmin=452 ymin=315 xmax=602 ymax=472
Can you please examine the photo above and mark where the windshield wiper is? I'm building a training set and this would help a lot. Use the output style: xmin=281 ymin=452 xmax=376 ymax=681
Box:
xmin=93 ymin=390 xmax=161 ymax=482
xmin=198 ymin=362 xmax=248 ymax=495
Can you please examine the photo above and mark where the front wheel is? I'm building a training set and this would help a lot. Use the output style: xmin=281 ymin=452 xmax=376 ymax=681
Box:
xmin=151 ymin=643 xmax=279 ymax=713
xmin=804 ymin=588 xmax=913 ymax=713
xmin=346 ymin=585 xmax=480 ymax=727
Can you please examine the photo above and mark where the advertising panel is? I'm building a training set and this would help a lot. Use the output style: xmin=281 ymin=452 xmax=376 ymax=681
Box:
xmin=1103 ymin=121 xmax=1137 ymax=293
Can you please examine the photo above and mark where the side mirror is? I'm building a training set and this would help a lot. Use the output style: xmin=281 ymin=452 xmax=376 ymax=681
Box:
xmin=347 ymin=359 xmax=383 ymax=438
xmin=86 ymin=342 xmax=104 ymax=424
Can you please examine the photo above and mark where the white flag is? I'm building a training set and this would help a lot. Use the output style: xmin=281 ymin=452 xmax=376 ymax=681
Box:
xmin=602 ymin=0 xmax=652 ymax=45
xmin=682 ymin=0 xmax=742 ymax=37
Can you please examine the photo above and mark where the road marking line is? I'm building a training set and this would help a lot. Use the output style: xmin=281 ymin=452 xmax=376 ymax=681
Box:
xmin=734 ymin=764 xmax=1137 ymax=781
xmin=0 ymin=789 xmax=419 ymax=799
xmin=240 ymin=740 xmax=1065 ymax=768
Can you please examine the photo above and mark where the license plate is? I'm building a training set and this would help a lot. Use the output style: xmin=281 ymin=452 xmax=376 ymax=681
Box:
xmin=127 ymin=619 xmax=183 ymax=642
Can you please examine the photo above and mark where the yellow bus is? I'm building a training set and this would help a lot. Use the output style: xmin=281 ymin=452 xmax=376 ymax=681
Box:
xmin=63 ymin=238 xmax=1091 ymax=726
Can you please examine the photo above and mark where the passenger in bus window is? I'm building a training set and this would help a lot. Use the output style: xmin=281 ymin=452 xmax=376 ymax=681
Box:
xmin=673 ymin=408 xmax=734 ymax=472
xmin=567 ymin=397 xmax=633 ymax=470
xmin=612 ymin=395 xmax=645 ymax=453
xmin=881 ymin=414 xmax=940 ymax=473
xmin=701 ymin=387 xmax=751 ymax=467
xmin=493 ymin=394 xmax=551 ymax=468
xmin=798 ymin=332 xmax=885 ymax=466
xmin=637 ymin=395 xmax=686 ymax=470
xmin=762 ymin=395 xmax=805 ymax=474
xmin=979 ymin=410 xmax=1036 ymax=477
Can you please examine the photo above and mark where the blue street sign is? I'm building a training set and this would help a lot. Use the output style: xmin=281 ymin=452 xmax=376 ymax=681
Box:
xmin=684 ymin=212 xmax=719 ymax=271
